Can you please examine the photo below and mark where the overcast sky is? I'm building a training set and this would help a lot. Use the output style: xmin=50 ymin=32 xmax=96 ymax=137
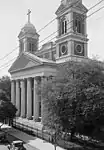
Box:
xmin=0 ymin=0 xmax=104 ymax=77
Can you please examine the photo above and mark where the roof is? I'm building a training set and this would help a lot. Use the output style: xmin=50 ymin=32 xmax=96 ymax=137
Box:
xmin=24 ymin=52 xmax=56 ymax=64
xmin=55 ymin=1 xmax=88 ymax=15
xmin=8 ymin=51 xmax=56 ymax=73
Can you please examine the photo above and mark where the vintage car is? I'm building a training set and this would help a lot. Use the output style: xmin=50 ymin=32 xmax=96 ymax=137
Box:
xmin=7 ymin=140 xmax=26 ymax=150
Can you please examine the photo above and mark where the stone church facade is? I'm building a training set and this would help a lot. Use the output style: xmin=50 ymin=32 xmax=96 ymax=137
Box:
xmin=9 ymin=0 xmax=88 ymax=128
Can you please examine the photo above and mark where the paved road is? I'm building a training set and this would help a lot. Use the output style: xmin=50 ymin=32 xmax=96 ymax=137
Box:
xmin=0 ymin=134 xmax=38 ymax=150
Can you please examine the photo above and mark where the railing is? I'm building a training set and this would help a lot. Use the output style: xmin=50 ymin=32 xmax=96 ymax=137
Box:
xmin=11 ymin=120 xmax=89 ymax=150
xmin=12 ymin=120 xmax=52 ymax=143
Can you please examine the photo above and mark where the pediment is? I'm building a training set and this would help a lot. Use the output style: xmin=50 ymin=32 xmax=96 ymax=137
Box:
xmin=56 ymin=3 xmax=87 ymax=15
xmin=8 ymin=53 xmax=42 ymax=73
xmin=55 ymin=4 xmax=65 ymax=15
xmin=75 ymin=4 xmax=88 ymax=12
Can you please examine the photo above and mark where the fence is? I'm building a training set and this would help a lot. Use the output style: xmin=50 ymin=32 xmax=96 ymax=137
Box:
xmin=11 ymin=120 xmax=91 ymax=150
xmin=12 ymin=119 xmax=53 ymax=143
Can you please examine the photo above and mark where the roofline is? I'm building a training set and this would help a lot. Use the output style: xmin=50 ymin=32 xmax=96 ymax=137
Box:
xmin=9 ymin=62 xmax=57 ymax=74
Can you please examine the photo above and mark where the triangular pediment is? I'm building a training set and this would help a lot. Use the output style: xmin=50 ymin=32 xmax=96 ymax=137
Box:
xmin=8 ymin=52 xmax=43 ymax=73
xmin=56 ymin=2 xmax=87 ymax=15
xmin=75 ymin=4 xmax=88 ymax=12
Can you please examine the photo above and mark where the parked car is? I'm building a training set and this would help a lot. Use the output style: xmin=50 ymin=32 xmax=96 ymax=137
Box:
xmin=7 ymin=140 xmax=26 ymax=150
xmin=0 ymin=130 xmax=7 ymax=142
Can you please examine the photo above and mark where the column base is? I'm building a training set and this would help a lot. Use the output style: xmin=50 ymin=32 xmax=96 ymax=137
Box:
xmin=27 ymin=117 xmax=33 ymax=120
xmin=21 ymin=115 xmax=26 ymax=118
xmin=34 ymin=117 xmax=41 ymax=122
xmin=16 ymin=113 xmax=20 ymax=117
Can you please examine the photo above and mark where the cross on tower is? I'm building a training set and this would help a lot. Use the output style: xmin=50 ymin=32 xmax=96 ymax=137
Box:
xmin=27 ymin=9 xmax=31 ymax=23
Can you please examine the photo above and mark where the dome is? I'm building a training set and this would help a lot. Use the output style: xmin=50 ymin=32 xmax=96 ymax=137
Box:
xmin=21 ymin=22 xmax=36 ymax=34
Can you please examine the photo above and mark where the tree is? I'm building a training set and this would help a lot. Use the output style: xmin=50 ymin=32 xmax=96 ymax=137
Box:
xmin=0 ymin=77 xmax=17 ymax=128
xmin=0 ymin=99 xmax=17 ymax=123
xmin=0 ymin=76 xmax=11 ymax=100
xmin=42 ymin=60 xmax=104 ymax=143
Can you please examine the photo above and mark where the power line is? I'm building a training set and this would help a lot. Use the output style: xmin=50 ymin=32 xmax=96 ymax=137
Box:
xmin=38 ymin=0 xmax=104 ymax=49
xmin=0 ymin=0 xmax=81 ymax=61
xmin=0 ymin=57 xmax=17 ymax=69
xmin=1 ymin=3 xmax=104 ymax=71
xmin=0 ymin=46 xmax=18 ymax=61
xmin=37 ymin=0 xmax=81 ymax=33
xmin=0 ymin=0 xmax=104 ymax=69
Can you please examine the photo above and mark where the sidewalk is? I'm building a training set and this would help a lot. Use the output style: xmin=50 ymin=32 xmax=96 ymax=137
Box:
xmin=1 ymin=124 xmax=66 ymax=150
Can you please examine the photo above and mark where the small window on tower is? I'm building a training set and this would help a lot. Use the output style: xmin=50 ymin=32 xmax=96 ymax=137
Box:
xmin=32 ymin=44 xmax=34 ymax=51
xmin=61 ymin=17 xmax=67 ymax=35
xmin=29 ymin=43 xmax=34 ymax=52
xmin=29 ymin=43 xmax=31 ymax=51
xmin=74 ymin=13 xmax=85 ymax=34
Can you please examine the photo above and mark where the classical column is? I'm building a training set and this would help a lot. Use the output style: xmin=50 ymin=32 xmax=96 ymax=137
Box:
xmin=40 ymin=76 xmax=47 ymax=124
xmin=11 ymin=80 xmax=16 ymax=105
xmin=16 ymin=80 xmax=21 ymax=116
xmin=27 ymin=78 xmax=32 ymax=119
xmin=33 ymin=77 xmax=39 ymax=121
xmin=21 ymin=79 xmax=26 ymax=118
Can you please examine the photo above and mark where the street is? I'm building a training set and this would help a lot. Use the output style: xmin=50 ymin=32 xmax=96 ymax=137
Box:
xmin=0 ymin=134 xmax=37 ymax=150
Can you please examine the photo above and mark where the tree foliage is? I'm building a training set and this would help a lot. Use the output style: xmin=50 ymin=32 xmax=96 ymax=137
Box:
xmin=0 ymin=76 xmax=17 ymax=125
xmin=0 ymin=76 xmax=11 ymax=100
xmin=42 ymin=60 xmax=104 ymax=141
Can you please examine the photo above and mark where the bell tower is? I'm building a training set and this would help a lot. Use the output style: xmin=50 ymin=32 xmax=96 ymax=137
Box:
xmin=18 ymin=10 xmax=39 ymax=55
xmin=55 ymin=0 xmax=88 ymax=63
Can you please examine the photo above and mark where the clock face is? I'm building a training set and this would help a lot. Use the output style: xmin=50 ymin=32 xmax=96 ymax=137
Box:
xmin=74 ymin=42 xmax=84 ymax=56
xmin=59 ymin=42 xmax=68 ymax=57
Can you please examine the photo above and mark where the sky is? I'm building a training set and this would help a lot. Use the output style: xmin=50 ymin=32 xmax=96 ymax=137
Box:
xmin=0 ymin=0 xmax=104 ymax=77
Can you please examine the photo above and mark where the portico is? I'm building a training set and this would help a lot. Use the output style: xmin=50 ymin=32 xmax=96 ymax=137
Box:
xmin=11 ymin=76 xmax=41 ymax=121
xmin=9 ymin=52 xmax=57 ymax=124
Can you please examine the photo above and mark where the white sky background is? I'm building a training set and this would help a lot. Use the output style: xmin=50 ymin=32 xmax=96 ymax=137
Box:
xmin=0 ymin=0 xmax=104 ymax=77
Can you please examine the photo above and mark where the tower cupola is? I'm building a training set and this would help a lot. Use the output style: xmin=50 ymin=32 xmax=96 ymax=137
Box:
xmin=18 ymin=9 xmax=39 ymax=55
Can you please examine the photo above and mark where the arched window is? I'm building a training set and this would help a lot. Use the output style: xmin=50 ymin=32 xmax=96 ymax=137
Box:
xmin=74 ymin=13 xmax=85 ymax=34
xmin=29 ymin=43 xmax=34 ymax=52
xmin=61 ymin=17 xmax=67 ymax=35
xmin=29 ymin=43 xmax=31 ymax=51
xmin=75 ymin=19 xmax=81 ymax=33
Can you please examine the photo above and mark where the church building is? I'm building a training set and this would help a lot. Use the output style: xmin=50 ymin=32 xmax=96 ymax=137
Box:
xmin=9 ymin=0 xmax=88 ymax=129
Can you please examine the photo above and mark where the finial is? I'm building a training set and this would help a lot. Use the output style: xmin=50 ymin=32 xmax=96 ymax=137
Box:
xmin=27 ymin=9 xmax=31 ymax=23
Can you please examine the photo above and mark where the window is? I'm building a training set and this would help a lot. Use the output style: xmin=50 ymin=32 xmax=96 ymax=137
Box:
xmin=74 ymin=13 xmax=85 ymax=34
xmin=59 ymin=42 xmax=68 ymax=57
xmin=75 ymin=19 xmax=82 ymax=33
xmin=60 ymin=18 xmax=67 ymax=35
xmin=29 ymin=43 xmax=34 ymax=52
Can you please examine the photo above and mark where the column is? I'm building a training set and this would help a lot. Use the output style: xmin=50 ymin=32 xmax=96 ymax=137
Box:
xmin=33 ymin=77 xmax=39 ymax=121
xmin=27 ymin=78 xmax=32 ymax=119
xmin=40 ymin=76 xmax=47 ymax=124
xmin=24 ymin=38 xmax=28 ymax=52
xmin=16 ymin=80 xmax=20 ymax=116
xmin=11 ymin=80 xmax=16 ymax=105
xmin=21 ymin=79 xmax=26 ymax=118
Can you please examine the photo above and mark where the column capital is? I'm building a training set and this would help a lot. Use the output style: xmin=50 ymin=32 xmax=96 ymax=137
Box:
xmin=16 ymin=79 xmax=21 ymax=82
xmin=11 ymin=80 xmax=16 ymax=83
